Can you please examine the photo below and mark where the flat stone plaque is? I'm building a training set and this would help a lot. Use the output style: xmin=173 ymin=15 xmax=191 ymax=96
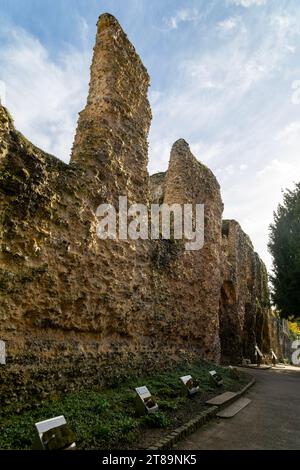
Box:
xmin=216 ymin=397 xmax=251 ymax=418
xmin=36 ymin=416 xmax=66 ymax=436
xmin=180 ymin=375 xmax=192 ymax=385
xmin=135 ymin=386 xmax=158 ymax=415
xmin=0 ymin=340 xmax=5 ymax=365
xmin=136 ymin=386 xmax=151 ymax=399
xmin=34 ymin=416 xmax=76 ymax=450
xmin=206 ymin=391 xmax=237 ymax=406
xmin=180 ymin=375 xmax=199 ymax=396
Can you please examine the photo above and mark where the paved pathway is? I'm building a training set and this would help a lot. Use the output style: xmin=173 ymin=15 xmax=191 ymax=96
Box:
xmin=177 ymin=365 xmax=300 ymax=450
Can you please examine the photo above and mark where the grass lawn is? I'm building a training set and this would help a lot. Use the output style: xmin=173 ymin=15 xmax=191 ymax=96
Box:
xmin=0 ymin=360 xmax=250 ymax=449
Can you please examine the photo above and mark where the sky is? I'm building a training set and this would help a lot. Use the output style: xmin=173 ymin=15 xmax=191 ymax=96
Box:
xmin=0 ymin=0 xmax=300 ymax=271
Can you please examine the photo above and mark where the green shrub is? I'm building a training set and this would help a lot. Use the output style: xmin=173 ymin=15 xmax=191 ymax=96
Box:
xmin=141 ymin=411 xmax=170 ymax=428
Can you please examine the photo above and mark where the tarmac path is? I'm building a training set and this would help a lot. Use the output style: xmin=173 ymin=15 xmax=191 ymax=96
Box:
xmin=177 ymin=365 xmax=300 ymax=450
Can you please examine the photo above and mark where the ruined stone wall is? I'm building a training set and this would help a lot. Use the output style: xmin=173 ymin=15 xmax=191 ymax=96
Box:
xmin=149 ymin=140 xmax=223 ymax=361
xmin=0 ymin=14 xmax=223 ymax=404
xmin=268 ymin=314 xmax=284 ymax=361
xmin=220 ymin=220 xmax=273 ymax=364
xmin=0 ymin=15 xmax=152 ymax=359
xmin=279 ymin=319 xmax=294 ymax=361
xmin=71 ymin=14 xmax=151 ymax=206
xmin=0 ymin=13 xmax=275 ymax=404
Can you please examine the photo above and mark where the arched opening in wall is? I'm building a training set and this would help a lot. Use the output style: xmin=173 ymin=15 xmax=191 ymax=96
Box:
xmin=218 ymin=280 xmax=239 ymax=364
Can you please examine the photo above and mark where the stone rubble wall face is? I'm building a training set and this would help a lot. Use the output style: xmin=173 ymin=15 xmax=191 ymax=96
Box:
xmin=0 ymin=14 xmax=276 ymax=401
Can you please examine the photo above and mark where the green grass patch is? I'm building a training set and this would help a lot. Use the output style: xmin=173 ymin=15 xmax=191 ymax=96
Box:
xmin=0 ymin=360 xmax=248 ymax=450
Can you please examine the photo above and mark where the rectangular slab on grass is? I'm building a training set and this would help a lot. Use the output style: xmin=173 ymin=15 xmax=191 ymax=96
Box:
xmin=216 ymin=397 xmax=251 ymax=418
xmin=206 ymin=391 xmax=237 ymax=406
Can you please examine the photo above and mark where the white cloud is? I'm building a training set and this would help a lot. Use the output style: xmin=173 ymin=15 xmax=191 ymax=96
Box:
xmin=190 ymin=141 xmax=224 ymax=162
xmin=226 ymin=131 xmax=300 ymax=271
xmin=257 ymin=158 xmax=296 ymax=180
xmin=179 ymin=13 xmax=297 ymax=102
xmin=148 ymin=138 xmax=171 ymax=174
xmin=0 ymin=20 xmax=90 ymax=162
xmin=239 ymin=163 xmax=248 ymax=171
xmin=78 ymin=17 xmax=89 ymax=44
xmin=276 ymin=121 xmax=300 ymax=146
xmin=217 ymin=16 xmax=240 ymax=33
xmin=228 ymin=0 xmax=268 ymax=7
xmin=150 ymin=4 xmax=300 ymax=271
xmin=1 ymin=4 xmax=300 ymax=275
xmin=218 ymin=164 xmax=235 ymax=177
xmin=270 ymin=14 xmax=292 ymax=34
xmin=164 ymin=8 xmax=200 ymax=30
xmin=0 ymin=80 xmax=6 ymax=106
xmin=149 ymin=90 xmax=162 ymax=106
xmin=291 ymin=80 xmax=300 ymax=104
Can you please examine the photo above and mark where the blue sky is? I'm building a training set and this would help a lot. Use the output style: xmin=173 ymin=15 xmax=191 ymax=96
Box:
xmin=1 ymin=0 xmax=300 ymax=270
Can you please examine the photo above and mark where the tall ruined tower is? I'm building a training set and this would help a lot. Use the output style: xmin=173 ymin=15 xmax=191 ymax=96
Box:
xmin=71 ymin=13 xmax=151 ymax=204
xmin=149 ymin=140 xmax=224 ymax=362
xmin=165 ymin=140 xmax=224 ymax=360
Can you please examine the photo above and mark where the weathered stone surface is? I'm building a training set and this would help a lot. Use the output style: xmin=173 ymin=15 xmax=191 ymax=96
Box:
xmin=149 ymin=172 xmax=165 ymax=204
xmin=0 ymin=13 xmax=279 ymax=404
xmin=216 ymin=397 xmax=251 ymax=418
xmin=269 ymin=317 xmax=291 ymax=361
xmin=220 ymin=220 xmax=275 ymax=364
xmin=150 ymin=140 xmax=223 ymax=361
xmin=71 ymin=13 xmax=151 ymax=205
xmin=205 ymin=391 xmax=237 ymax=406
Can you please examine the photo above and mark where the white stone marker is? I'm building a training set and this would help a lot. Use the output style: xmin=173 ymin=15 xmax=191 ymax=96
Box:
xmin=135 ymin=386 xmax=158 ymax=415
xmin=180 ymin=375 xmax=199 ymax=396
xmin=34 ymin=416 xmax=76 ymax=450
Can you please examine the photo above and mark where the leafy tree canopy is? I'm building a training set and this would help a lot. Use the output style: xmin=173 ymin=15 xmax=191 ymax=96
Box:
xmin=268 ymin=182 xmax=300 ymax=318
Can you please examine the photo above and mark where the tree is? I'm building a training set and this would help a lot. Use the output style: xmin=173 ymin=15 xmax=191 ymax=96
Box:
xmin=268 ymin=183 xmax=300 ymax=318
